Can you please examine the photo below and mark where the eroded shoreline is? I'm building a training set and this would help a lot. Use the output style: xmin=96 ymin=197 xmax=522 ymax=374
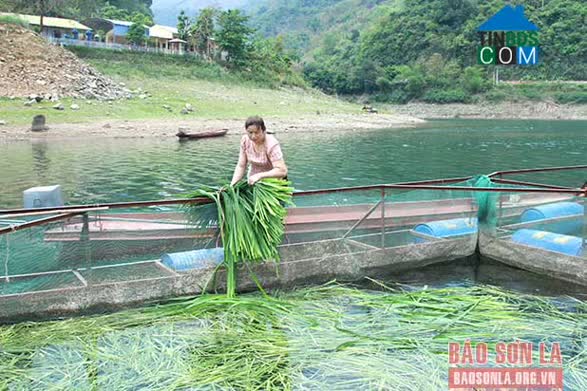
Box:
xmin=0 ymin=113 xmax=425 ymax=143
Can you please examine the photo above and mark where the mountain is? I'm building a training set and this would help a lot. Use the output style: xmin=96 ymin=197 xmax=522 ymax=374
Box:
xmin=152 ymin=0 xmax=250 ymax=26
xmin=245 ymin=0 xmax=398 ymax=57
xmin=246 ymin=0 xmax=586 ymax=99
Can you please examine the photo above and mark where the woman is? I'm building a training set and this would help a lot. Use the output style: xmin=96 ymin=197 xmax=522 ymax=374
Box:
xmin=230 ymin=116 xmax=288 ymax=186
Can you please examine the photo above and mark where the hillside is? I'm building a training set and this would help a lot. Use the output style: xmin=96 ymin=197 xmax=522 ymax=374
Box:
xmin=152 ymin=0 xmax=248 ymax=26
xmin=0 ymin=44 xmax=425 ymax=142
xmin=0 ymin=46 xmax=377 ymax=130
xmin=246 ymin=0 xmax=400 ymax=56
xmin=0 ymin=0 xmax=153 ymax=20
xmin=247 ymin=0 xmax=587 ymax=103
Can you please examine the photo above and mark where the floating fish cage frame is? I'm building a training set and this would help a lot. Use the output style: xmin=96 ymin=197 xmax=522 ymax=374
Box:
xmin=0 ymin=165 xmax=585 ymax=321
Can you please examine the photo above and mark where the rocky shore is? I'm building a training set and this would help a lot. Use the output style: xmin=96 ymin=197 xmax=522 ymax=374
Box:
xmin=1 ymin=101 xmax=585 ymax=144
xmin=0 ymin=113 xmax=426 ymax=143
xmin=388 ymin=101 xmax=587 ymax=120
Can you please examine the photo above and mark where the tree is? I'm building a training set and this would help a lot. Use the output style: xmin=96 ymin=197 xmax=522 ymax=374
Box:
xmin=126 ymin=12 xmax=149 ymax=45
xmin=11 ymin=0 xmax=64 ymax=31
xmin=176 ymin=10 xmax=190 ymax=41
xmin=55 ymin=0 xmax=104 ymax=19
xmin=131 ymin=11 xmax=152 ymax=26
xmin=216 ymin=9 xmax=252 ymax=65
xmin=127 ymin=21 xmax=145 ymax=45
xmin=100 ymin=3 xmax=131 ymax=20
xmin=108 ymin=0 xmax=152 ymax=16
xmin=39 ymin=0 xmax=66 ymax=31
xmin=191 ymin=7 xmax=217 ymax=59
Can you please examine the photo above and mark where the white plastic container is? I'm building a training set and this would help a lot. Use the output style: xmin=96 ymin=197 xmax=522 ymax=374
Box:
xmin=23 ymin=185 xmax=64 ymax=209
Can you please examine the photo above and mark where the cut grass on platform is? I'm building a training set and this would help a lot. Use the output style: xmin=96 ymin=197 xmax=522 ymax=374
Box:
xmin=0 ymin=282 xmax=585 ymax=390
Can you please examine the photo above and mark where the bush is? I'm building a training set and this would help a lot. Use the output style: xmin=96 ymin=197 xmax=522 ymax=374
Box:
xmin=392 ymin=65 xmax=426 ymax=100
xmin=462 ymin=67 xmax=490 ymax=94
xmin=372 ymin=90 xmax=411 ymax=104
xmin=483 ymin=90 xmax=508 ymax=103
xmin=422 ymin=89 xmax=471 ymax=104
xmin=375 ymin=76 xmax=393 ymax=91
xmin=67 ymin=46 xmax=307 ymax=89
xmin=0 ymin=15 xmax=29 ymax=28
xmin=554 ymin=92 xmax=587 ymax=104
xmin=519 ymin=87 xmax=544 ymax=101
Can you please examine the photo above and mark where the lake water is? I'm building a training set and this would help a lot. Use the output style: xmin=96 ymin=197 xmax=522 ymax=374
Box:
xmin=0 ymin=119 xmax=585 ymax=389
xmin=1 ymin=119 xmax=586 ymax=209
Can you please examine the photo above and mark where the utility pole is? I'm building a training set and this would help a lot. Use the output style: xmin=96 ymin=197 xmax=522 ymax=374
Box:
xmin=494 ymin=67 xmax=500 ymax=85
xmin=39 ymin=0 xmax=45 ymax=34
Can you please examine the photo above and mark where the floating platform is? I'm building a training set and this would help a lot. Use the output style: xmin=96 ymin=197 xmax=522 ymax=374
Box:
xmin=0 ymin=166 xmax=584 ymax=321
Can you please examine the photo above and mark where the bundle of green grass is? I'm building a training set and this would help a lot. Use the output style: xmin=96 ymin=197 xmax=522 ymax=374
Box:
xmin=186 ymin=178 xmax=294 ymax=297
xmin=1 ymin=283 xmax=585 ymax=390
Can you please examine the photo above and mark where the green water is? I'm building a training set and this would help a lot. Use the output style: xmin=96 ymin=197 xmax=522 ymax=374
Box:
xmin=0 ymin=119 xmax=586 ymax=390
xmin=1 ymin=119 xmax=585 ymax=209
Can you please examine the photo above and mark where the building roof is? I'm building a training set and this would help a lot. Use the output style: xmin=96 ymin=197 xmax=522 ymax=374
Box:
xmin=149 ymin=24 xmax=178 ymax=40
xmin=105 ymin=19 xmax=134 ymax=27
xmin=0 ymin=12 xmax=90 ymax=30
xmin=169 ymin=38 xmax=187 ymax=43
xmin=478 ymin=5 xmax=539 ymax=32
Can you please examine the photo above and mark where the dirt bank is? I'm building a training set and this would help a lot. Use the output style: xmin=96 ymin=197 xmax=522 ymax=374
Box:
xmin=0 ymin=113 xmax=425 ymax=143
xmin=0 ymin=23 xmax=128 ymax=100
xmin=388 ymin=101 xmax=587 ymax=120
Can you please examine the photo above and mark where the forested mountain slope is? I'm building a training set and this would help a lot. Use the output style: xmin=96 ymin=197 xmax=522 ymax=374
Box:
xmin=247 ymin=0 xmax=586 ymax=101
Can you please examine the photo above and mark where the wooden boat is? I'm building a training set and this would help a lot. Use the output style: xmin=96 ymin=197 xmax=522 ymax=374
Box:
xmin=176 ymin=129 xmax=228 ymax=140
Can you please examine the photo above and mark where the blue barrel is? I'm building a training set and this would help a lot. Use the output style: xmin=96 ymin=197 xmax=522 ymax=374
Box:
xmin=161 ymin=247 xmax=224 ymax=272
xmin=512 ymin=229 xmax=583 ymax=257
xmin=412 ymin=218 xmax=477 ymax=242
xmin=520 ymin=202 xmax=583 ymax=235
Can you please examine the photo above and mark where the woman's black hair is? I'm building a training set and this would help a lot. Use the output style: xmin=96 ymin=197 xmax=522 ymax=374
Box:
xmin=245 ymin=116 xmax=266 ymax=131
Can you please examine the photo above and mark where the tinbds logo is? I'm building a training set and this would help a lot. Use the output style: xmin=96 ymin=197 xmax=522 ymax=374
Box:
xmin=477 ymin=5 xmax=540 ymax=66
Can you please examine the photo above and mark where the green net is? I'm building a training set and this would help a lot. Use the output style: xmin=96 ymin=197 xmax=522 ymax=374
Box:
xmin=0 ymin=170 xmax=585 ymax=314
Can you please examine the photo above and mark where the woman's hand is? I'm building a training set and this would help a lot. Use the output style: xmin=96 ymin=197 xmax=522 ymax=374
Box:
xmin=248 ymin=173 xmax=263 ymax=185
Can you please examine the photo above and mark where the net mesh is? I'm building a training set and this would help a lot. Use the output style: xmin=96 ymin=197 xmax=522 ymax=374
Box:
xmin=479 ymin=188 xmax=586 ymax=285
xmin=476 ymin=167 xmax=586 ymax=283
xmin=0 ymin=170 xmax=585 ymax=301
xmin=0 ymin=205 xmax=220 ymax=296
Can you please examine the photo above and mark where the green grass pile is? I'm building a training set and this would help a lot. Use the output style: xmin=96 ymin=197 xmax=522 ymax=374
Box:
xmin=185 ymin=179 xmax=294 ymax=297
xmin=0 ymin=282 xmax=585 ymax=390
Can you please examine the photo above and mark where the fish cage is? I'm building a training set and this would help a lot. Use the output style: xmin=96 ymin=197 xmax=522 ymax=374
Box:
xmin=479 ymin=165 xmax=586 ymax=286
xmin=0 ymin=166 xmax=585 ymax=321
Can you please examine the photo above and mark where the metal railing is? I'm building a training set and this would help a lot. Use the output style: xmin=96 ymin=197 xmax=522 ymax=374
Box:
xmin=488 ymin=165 xmax=587 ymax=178
xmin=1 ymin=166 xmax=585 ymax=238
xmin=47 ymin=37 xmax=200 ymax=57
xmin=0 ymin=166 xmax=584 ymax=302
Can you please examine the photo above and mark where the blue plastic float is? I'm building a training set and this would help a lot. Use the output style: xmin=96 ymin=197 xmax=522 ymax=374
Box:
xmin=161 ymin=247 xmax=224 ymax=272
xmin=412 ymin=218 xmax=478 ymax=242
xmin=511 ymin=229 xmax=583 ymax=257
xmin=520 ymin=202 xmax=583 ymax=235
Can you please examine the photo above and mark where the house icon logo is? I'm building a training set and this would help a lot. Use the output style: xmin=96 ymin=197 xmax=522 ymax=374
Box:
xmin=477 ymin=5 xmax=540 ymax=66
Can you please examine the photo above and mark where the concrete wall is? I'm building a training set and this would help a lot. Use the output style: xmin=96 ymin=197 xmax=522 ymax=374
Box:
xmin=478 ymin=229 xmax=587 ymax=287
xmin=0 ymin=235 xmax=474 ymax=322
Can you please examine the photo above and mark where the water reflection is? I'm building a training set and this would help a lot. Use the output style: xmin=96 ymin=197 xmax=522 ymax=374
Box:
xmin=31 ymin=140 xmax=51 ymax=182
